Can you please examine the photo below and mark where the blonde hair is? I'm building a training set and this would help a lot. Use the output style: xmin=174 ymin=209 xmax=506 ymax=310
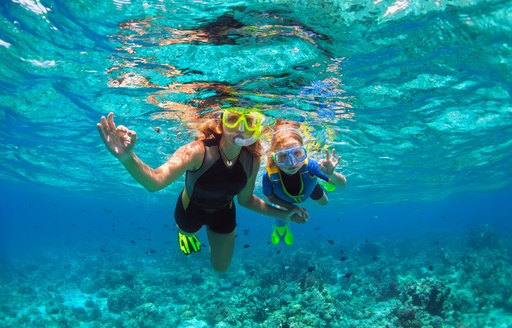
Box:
xmin=195 ymin=113 xmax=263 ymax=157
xmin=268 ymin=120 xmax=303 ymax=166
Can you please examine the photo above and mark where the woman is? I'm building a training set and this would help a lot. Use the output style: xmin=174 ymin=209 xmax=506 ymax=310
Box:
xmin=263 ymin=120 xmax=347 ymax=245
xmin=97 ymin=110 xmax=306 ymax=272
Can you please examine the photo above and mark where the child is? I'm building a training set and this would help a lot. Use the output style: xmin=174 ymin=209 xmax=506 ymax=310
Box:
xmin=262 ymin=120 xmax=347 ymax=245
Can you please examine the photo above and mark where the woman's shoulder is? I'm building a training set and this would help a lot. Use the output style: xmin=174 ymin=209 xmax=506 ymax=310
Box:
xmin=181 ymin=139 xmax=206 ymax=153
xmin=173 ymin=140 xmax=205 ymax=168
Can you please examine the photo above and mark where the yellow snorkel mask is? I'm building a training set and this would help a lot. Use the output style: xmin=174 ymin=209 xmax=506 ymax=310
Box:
xmin=222 ymin=108 xmax=264 ymax=146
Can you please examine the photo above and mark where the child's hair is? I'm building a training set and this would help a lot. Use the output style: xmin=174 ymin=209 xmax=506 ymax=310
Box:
xmin=268 ymin=120 xmax=303 ymax=166
xmin=195 ymin=112 xmax=262 ymax=157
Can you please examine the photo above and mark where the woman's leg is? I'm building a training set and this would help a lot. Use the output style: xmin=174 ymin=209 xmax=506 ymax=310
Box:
xmin=206 ymin=228 xmax=236 ymax=272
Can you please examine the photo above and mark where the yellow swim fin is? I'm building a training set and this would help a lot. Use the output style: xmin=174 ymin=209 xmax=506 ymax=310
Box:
xmin=178 ymin=231 xmax=201 ymax=255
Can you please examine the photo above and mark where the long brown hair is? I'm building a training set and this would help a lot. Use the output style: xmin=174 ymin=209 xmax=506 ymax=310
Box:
xmin=195 ymin=113 xmax=263 ymax=157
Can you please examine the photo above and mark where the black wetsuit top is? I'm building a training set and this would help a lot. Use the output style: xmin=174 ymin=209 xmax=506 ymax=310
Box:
xmin=185 ymin=137 xmax=253 ymax=210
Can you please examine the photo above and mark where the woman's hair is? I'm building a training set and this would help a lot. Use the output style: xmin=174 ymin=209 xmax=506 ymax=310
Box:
xmin=195 ymin=113 xmax=262 ymax=157
xmin=268 ymin=120 xmax=303 ymax=166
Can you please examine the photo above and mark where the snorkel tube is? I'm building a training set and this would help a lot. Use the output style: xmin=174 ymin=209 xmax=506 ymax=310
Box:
xmin=234 ymin=130 xmax=262 ymax=146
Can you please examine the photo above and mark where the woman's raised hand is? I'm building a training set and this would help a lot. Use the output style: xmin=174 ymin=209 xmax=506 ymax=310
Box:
xmin=97 ymin=112 xmax=138 ymax=162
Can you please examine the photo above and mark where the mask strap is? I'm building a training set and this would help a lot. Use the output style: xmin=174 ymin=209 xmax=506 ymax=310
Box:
xmin=272 ymin=127 xmax=302 ymax=136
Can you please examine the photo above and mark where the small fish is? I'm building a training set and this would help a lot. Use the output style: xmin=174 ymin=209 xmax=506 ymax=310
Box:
xmin=149 ymin=249 xmax=157 ymax=254
xmin=340 ymin=249 xmax=344 ymax=254
xmin=130 ymin=240 xmax=136 ymax=244
xmin=276 ymin=250 xmax=281 ymax=254
xmin=314 ymin=226 xmax=320 ymax=231
xmin=372 ymin=256 xmax=378 ymax=261
xmin=340 ymin=256 xmax=348 ymax=261
xmin=243 ymin=244 xmax=250 ymax=248
xmin=307 ymin=265 xmax=316 ymax=273
xmin=100 ymin=249 xmax=106 ymax=253
xmin=244 ymin=229 xmax=250 ymax=236
xmin=344 ymin=272 xmax=352 ymax=279
xmin=428 ymin=265 xmax=434 ymax=271
xmin=328 ymin=240 xmax=334 ymax=245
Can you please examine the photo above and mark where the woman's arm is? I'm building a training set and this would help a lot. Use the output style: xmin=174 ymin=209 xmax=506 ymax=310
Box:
xmin=238 ymin=157 xmax=309 ymax=223
xmin=265 ymin=194 xmax=295 ymax=210
xmin=97 ymin=112 xmax=202 ymax=192
xmin=119 ymin=142 xmax=202 ymax=192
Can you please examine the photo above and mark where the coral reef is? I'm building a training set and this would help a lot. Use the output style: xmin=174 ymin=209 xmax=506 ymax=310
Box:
xmin=1 ymin=227 xmax=511 ymax=327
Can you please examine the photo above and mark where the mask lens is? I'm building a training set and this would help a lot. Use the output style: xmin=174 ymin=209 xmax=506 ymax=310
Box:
xmin=224 ymin=112 xmax=242 ymax=128
xmin=274 ymin=151 xmax=289 ymax=165
xmin=292 ymin=147 xmax=307 ymax=161
xmin=244 ymin=113 xmax=262 ymax=131
xmin=245 ymin=115 xmax=256 ymax=129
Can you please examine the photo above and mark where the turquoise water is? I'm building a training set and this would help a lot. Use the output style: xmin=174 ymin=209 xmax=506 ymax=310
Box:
xmin=1 ymin=0 xmax=511 ymax=327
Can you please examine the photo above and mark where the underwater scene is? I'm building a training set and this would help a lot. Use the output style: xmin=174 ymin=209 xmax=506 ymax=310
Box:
xmin=1 ymin=0 xmax=511 ymax=327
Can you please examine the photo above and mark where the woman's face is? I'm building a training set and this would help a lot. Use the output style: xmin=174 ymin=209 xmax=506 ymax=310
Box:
xmin=221 ymin=111 xmax=261 ymax=145
xmin=274 ymin=139 xmax=305 ymax=175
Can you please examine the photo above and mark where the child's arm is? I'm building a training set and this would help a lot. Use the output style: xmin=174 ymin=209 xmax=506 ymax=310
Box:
xmin=319 ymin=149 xmax=346 ymax=188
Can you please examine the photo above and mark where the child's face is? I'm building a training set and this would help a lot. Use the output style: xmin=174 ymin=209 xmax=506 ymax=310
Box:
xmin=275 ymin=139 xmax=306 ymax=175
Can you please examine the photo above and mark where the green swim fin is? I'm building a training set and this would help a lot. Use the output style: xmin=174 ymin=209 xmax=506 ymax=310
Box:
xmin=282 ymin=223 xmax=294 ymax=246
xmin=271 ymin=224 xmax=281 ymax=244
xmin=318 ymin=180 xmax=336 ymax=192
xmin=178 ymin=231 xmax=201 ymax=255
xmin=271 ymin=223 xmax=294 ymax=245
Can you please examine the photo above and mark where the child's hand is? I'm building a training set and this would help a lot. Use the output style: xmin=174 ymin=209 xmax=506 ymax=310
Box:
xmin=287 ymin=206 xmax=309 ymax=224
xmin=319 ymin=148 xmax=340 ymax=176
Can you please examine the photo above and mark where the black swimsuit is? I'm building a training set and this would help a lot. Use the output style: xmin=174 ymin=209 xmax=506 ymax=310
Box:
xmin=174 ymin=138 xmax=253 ymax=234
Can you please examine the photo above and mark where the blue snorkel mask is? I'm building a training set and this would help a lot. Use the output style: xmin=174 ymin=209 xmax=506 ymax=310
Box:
xmin=272 ymin=146 xmax=308 ymax=168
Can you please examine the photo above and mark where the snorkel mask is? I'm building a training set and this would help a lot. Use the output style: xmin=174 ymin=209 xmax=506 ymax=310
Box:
xmin=272 ymin=146 xmax=308 ymax=168
xmin=222 ymin=108 xmax=264 ymax=146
